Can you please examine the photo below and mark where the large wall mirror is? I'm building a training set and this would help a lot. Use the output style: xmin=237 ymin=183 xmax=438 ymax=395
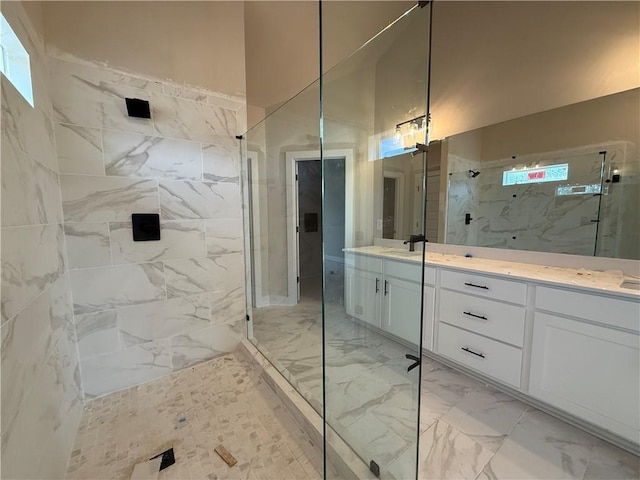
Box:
xmin=369 ymin=2 xmax=639 ymax=261
xmin=441 ymin=88 xmax=639 ymax=260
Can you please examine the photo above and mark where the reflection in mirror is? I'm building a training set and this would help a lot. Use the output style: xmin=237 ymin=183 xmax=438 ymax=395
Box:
xmin=437 ymin=88 xmax=639 ymax=260
xmin=376 ymin=141 xmax=444 ymax=243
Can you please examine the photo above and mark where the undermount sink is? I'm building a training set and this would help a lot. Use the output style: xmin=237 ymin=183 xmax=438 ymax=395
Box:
xmin=620 ymin=279 xmax=640 ymax=290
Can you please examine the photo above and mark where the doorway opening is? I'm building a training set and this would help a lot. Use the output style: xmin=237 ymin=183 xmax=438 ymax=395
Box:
xmin=296 ymin=159 xmax=323 ymax=301
xmin=286 ymin=149 xmax=354 ymax=305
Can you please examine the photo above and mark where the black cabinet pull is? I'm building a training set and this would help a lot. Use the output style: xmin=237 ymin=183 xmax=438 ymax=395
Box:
xmin=461 ymin=347 xmax=485 ymax=358
xmin=464 ymin=282 xmax=489 ymax=290
xmin=375 ymin=277 xmax=380 ymax=293
xmin=384 ymin=280 xmax=389 ymax=296
xmin=463 ymin=311 xmax=487 ymax=321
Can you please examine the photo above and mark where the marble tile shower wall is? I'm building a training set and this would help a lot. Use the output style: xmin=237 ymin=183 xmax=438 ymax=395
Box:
xmin=49 ymin=56 xmax=247 ymax=398
xmin=0 ymin=4 xmax=82 ymax=479
xmin=446 ymin=144 xmax=632 ymax=257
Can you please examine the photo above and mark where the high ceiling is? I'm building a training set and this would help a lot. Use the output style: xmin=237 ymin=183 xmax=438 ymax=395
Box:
xmin=244 ymin=1 xmax=640 ymax=137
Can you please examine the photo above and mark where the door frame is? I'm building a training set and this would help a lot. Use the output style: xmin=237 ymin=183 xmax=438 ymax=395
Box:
xmin=285 ymin=149 xmax=355 ymax=304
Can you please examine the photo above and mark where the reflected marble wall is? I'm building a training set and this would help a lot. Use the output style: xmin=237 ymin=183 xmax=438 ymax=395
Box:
xmin=51 ymin=56 xmax=247 ymax=397
xmin=446 ymin=154 xmax=480 ymax=245
xmin=446 ymin=144 xmax=636 ymax=258
xmin=0 ymin=3 xmax=82 ymax=478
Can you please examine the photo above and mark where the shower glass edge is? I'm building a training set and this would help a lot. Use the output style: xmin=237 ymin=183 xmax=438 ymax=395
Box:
xmin=320 ymin=2 xmax=432 ymax=479
xmin=239 ymin=1 xmax=433 ymax=478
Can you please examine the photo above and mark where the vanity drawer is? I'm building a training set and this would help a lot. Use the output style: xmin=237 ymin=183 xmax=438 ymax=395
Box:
xmin=424 ymin=266 xmax=436 ymax=286
xmin=439 ymin=290 xmax=526 ymax=347
xmin=384 ymin=259 xmax=421 ymax=283
xmin=441 ymin=269 xmax=527 ymax=305
xmin=535 ymin=286 xmax=640 ymax=332
xmin=438 ymin=323 xmax=523 ymax=388
xmin=345 ymin=253 xmax=383 ymax=274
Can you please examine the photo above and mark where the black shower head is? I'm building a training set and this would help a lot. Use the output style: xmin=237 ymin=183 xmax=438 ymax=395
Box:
xmin=469 ymin=170 xmax=481 ymax=178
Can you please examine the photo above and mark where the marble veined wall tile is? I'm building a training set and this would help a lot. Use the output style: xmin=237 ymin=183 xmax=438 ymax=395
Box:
xmin=151 ymin=92 xmax=237 ymax=143
xmin=51 ymin=60 xmax=154 ymax=135
xmin=164 ymin=254 xmax=244 ymax=299
xmin=75 ymin=310 xmax=120 ymax=360
xmin=103 ymin=131 xmax=202 ymax=180
xmin=55 ymin=123 xmax=104 ymax=175
xmin=1 ymin=274 xmax=72 ymax=436
xmin=1 ymin=144 xmax=63 ymax=227
xmin=110 ymin=219 xmax=205 ymax=265
xmin=118 ymin=294 xmax=210 ymax=347
xmin=164 ymin=257 xmax=217 ymax=298
xmin=103 ymin=70 xmax=163 ymax=94
xmin=205 ymin=218 xmax=244 ymax=255
xmin=169 ymin=324 xmax=242 ymax=370
xmin=202 ymin=143 xmax=240 ymax=183
xmin=1 ymin=76 xmax=58 ymax=173
xmin=80 ymin=340 xmax=172 ymax=397
xmin=207 ymin=93 xmax=246 ymax=111
xmin=1 ymin=322 xmax=82 ymax=480
xmin=70 ymin=262 xmax=165 ymax=314
xmin=1 ymin=224 xmax=66 ymax=323
xmin=32 ymin=323 xmax=84 ymax=479
xmin=159 ymin=180 xmax=241 ymax=220
xmin=60 ymin=175 xmax=158 ymax=222
xmin=64 ymin=223 xmax=111 ymax=269
xmin=161 ymin=84 xmax=210 ymax=102
xmin=210 ymin=253 xmax=245 ymax=292
xmin=210 ymin=286 xmax=246 ymax=327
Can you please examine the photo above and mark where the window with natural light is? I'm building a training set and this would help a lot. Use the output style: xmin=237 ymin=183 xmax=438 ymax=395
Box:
xmin=1 ymin=13 xmax=33 ymax=106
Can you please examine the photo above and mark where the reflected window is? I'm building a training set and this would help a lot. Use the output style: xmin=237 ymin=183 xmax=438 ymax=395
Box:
xmin=502 ymin=163 xmax=569 ymax=186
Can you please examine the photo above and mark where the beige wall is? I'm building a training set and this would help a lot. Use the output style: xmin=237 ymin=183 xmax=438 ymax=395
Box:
xmin=244 ymin=0 xmax=413 ymax=129
xmin=430 ymin=1 xmax=640 ymax=140
xmin=478 ymin=88 xmax=640 ymax=162
xmin=42 ymin=1 xmax=246 ymax=98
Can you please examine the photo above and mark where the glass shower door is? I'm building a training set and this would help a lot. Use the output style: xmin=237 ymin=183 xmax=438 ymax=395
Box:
xmin=321 ymin=4 xmax=432 ymax=479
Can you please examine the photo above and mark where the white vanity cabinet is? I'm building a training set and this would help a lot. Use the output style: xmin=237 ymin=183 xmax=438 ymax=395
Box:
xmin=345 ymin=267 xmax=381 ymax=327
xmin=346 ymin=248 xmax=640 ymax=448
xmin=381 ymin=275 xmax=422 ymax=343
xmin=345 ymin=253 xmax=429 ymax=347
xmin=436 ymin=269 xmax=528 ymax=388
xmin=529 ymin=287 xmax=640 ymax=444
xmin=344 ymin=255 xmax=383 ymax=328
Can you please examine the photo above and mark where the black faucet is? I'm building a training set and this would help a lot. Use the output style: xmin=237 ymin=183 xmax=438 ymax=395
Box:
xmin=403 ymin=234 xmax=428 ymax=252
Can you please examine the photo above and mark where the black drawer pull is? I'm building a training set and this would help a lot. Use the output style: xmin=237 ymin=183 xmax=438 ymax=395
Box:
xmin=463 ymin=311 xmax=487 ymax=321
xmin=464 ymin=282 xmax=489 ymax=290
xmin=461 ymin=347 xmax=485 ymax=358
xmin=375 ymin=277 xmax=380 ymax=293
xmin=384 ymin=280 xmax=389 ymax=296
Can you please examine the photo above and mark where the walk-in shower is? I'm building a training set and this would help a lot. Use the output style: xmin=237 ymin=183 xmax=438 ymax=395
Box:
xmin=241 ymin=3 xmax=432 ymax=478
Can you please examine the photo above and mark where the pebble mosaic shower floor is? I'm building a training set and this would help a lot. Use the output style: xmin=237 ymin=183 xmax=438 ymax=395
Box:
xmin=65 ymin=352 xmax=322 ymax=480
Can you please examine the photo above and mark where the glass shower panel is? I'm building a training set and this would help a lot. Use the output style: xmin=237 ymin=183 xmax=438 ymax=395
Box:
xmin=321 ymin=4 xmax=432 ymax=479
xmin=241 ymin=80 xmax=323 ymax=414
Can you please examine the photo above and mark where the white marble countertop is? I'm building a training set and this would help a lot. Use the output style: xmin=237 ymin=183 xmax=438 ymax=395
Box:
xmin=344 ymin=246 xmax=640 ymax=300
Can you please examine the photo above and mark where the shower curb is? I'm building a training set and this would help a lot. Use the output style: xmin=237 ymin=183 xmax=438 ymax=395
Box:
xmin=238 ymin=339 xmax=377 ymax=480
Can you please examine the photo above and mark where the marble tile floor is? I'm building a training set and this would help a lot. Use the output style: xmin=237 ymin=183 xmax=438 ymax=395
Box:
xmin=65 ymin=352 xmax=323 ymax=480
xmin=251 ymin=298 xmax=640 ymax=480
